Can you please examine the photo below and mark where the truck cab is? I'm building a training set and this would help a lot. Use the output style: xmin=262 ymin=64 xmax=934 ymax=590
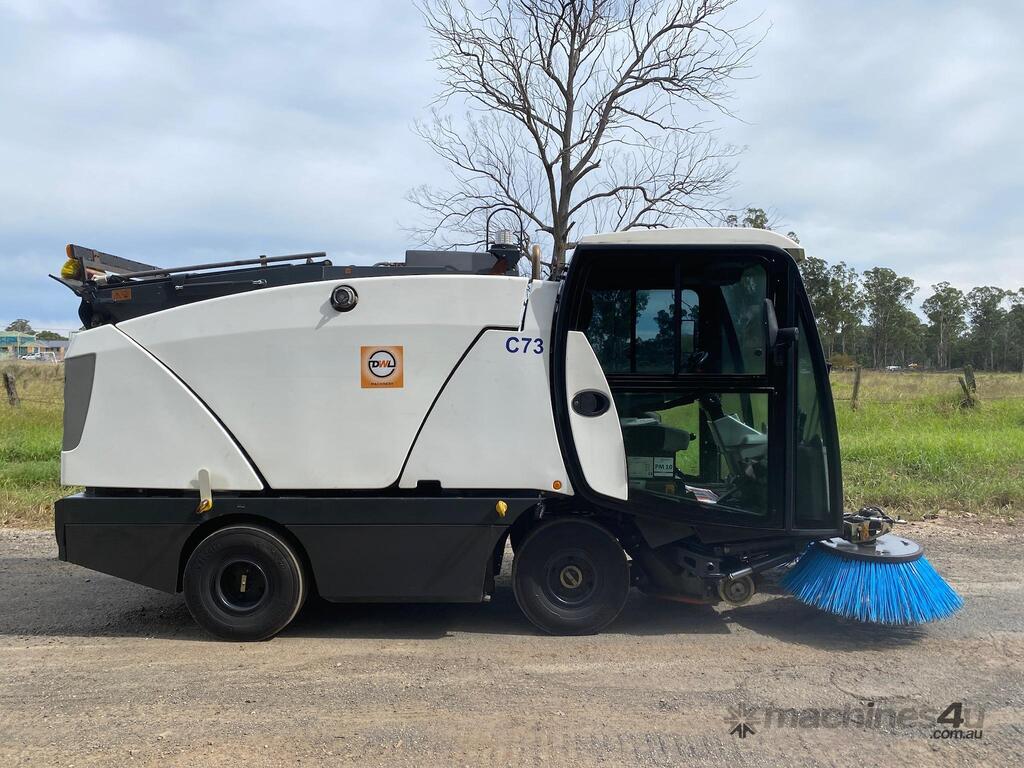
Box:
xmin=554 ymin=229 xmax=841 ymax=542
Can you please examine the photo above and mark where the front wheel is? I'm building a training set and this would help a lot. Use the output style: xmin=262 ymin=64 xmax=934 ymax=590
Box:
xmin=183 ymin=525 xmax=307 ymax=641
xmin=512 ymin=518 xmax=629 ymax=635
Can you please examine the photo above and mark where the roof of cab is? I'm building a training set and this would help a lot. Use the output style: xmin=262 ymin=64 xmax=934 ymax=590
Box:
xmin=577 ymin=227 xmax=805 ymax=262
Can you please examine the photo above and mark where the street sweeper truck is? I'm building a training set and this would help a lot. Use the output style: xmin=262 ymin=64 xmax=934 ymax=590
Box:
xmin=51 ymin=227 xmax=961 ymax=640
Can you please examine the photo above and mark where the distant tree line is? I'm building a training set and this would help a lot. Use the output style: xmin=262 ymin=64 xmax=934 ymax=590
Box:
xmin=729 ymin=208 xmax=1024 ymax=371
xmin=798 ymin=255 xmax=1024 ymax=372
xmin=4 ymin=320 xmax=67 ymax=340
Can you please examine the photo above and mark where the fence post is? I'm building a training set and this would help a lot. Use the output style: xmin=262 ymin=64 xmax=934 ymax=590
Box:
xmin=851 ymin=366 xmax=862 ymax=411
xmin=3 ymin=372 xmax=19 ymax=407
xmin=958 ymin=365 xmax=978 ymax=409
xmin=963 ymin=365 xmax=977 ymax=394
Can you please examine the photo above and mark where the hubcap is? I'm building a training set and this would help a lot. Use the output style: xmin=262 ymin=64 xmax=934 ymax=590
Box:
xmin=559 ymin=564 xmax=584 ymax=589
xmin=545 ymin=551 xmax=598 ymax=607
xmin=718 ymin=575 xmax=755 ymax=606
xmin=215 ymin=559 xmax=269 ymax=614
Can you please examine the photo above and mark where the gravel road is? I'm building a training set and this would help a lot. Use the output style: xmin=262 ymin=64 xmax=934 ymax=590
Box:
xmin=1 ymin=518 xmax=1021 ymax=767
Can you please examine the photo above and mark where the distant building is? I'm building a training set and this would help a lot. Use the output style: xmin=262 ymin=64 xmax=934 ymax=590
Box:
xmin=37 ymin=339 xmax=70 ymax=360
xmin=0 ymin=332 xmax=38 ymax=359
xmin=0 ymin=333 xmax=69 ymax=360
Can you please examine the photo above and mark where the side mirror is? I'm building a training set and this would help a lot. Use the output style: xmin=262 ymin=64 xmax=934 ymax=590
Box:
xmin=764 ymin=298 xmax=799 ymax=363
xmin=777 ymin=327 xmax=799 ymax=346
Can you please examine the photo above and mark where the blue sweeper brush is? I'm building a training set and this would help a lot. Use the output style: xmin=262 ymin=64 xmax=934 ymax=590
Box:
xmin=781 ymin=509 xmax=962 ymax=625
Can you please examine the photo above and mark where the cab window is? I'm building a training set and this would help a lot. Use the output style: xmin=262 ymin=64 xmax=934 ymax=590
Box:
xmin=794 ymin=306 xmax=834 ymax=527
xmin=577 ymin=255 xmax=766 ymax=375
xmin=720 ymin=267 xmax=767 ymax=374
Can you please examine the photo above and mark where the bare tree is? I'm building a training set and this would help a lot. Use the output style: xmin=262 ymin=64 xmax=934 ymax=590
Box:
xmin=407 ymin=0 xmax=758 ymax=269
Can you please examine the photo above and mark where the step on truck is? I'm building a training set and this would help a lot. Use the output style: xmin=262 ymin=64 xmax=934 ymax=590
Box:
xmin=52 ymin=227 xmax=844 ymax=640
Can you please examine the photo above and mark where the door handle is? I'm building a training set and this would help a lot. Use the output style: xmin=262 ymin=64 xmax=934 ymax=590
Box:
xmin=572 ymin=389 xmax=611 ymax=417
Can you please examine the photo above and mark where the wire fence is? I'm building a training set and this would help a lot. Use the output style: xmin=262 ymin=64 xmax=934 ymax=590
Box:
xmin=1 ymin=367 xmax=63 ymax=408
xmin=4 ymin=363 xmax=1024 ymax=408
xmin=827 ymin=365 xmax=1024 ymax=408
xmin=833 ymin=394 xmax=1024 ymax=402
xmin=7 ymin=396 xmax=63 ymax=406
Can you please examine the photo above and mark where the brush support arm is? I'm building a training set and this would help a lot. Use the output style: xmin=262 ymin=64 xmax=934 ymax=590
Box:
xmin=842 ymin=506 xmax=896 ymax=543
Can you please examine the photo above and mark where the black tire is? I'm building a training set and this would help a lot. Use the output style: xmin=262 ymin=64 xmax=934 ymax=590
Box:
xmin=512 ymin=518 xmax=629 ymax=635
xmin=183 ymin=525 xmax=307 ymax=641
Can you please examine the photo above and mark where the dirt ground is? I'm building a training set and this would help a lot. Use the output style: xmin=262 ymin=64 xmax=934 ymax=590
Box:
xmin=0 ymin=518 xmax=1021 ymax=767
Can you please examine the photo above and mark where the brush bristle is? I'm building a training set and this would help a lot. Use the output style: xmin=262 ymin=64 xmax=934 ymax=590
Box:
xmin=780 ymin=544 xmax=963 ymax=624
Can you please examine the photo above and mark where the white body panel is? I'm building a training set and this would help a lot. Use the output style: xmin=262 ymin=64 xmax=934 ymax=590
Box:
xmin=119 ymin=276 xmax=529 ymax=489
xmin=579 ymin=227 xmax=805 ymax=262
xmin=564 ymin=331 xmax=628 ymax=500
xmin=401 ymin=281 xmax=572 ymax=494
xmin=61 ymin=325 xmax=263 ymax=491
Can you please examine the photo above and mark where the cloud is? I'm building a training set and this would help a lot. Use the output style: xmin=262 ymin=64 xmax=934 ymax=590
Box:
xmin=1 ymin=0 xmax=1021 ymax=329
xmin=721 ymin=0 xmax=1024 ymax=298
xmin=0 ymin=0 xmax=452 ymax=328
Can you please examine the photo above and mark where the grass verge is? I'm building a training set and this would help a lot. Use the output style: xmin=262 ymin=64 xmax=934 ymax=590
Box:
xmin=0 ymin=364 xmax=1021 ymax=526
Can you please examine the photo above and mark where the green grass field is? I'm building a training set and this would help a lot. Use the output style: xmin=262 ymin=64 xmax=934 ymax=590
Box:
xmin=1 ymin=363 xmax=1022 ymax=527
xmin=1 ymin=362 xmax=67 ymax=527
xmin=834 ymin=370 xmax=1024 ymax=516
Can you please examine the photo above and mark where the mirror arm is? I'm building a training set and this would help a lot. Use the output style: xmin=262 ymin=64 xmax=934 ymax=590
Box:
xmin=764 ymin=298 xmax=798 ymax=364
xmin=764 ymin=298 xmax=779 ymax=348
xmin=773 ymin=326 xmax=799 ymax=364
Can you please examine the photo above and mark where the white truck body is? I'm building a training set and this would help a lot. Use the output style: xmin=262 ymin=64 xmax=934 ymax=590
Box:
xmin=61 ymin=274 xmax=627 ymax=498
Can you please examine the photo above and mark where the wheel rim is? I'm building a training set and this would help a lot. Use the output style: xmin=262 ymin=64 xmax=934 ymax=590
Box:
xmin=543 ymin=549 xmax=598 ymax=607
xmin=214 ymin=558 xmax=269 ymax=614
xmin=718 ymin=575 xmax=754 ymax=605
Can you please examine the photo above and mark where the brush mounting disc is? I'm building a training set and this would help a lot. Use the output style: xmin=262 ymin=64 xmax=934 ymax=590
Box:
xmin=817 ymin=533 xmax=923 ymax=564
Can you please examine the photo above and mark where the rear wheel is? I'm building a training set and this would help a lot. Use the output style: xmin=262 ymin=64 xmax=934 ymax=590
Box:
xmin=184 ymin=525 xmax=307 ymax=641
xmin=512 ymin=518 xmax=629 ymax=635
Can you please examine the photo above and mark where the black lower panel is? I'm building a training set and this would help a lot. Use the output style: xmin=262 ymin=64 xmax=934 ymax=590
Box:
xmin=63 ymin=522 xmax=193 ymax=593
xmin=292 ymin=525 xmax=505 ymax=602
xmin=54 ymin=493 xmax=536 ymax=601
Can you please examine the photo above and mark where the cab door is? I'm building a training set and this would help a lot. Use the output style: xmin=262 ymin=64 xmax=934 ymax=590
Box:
xmin=554 ymin=243 xmax=835 ymax=533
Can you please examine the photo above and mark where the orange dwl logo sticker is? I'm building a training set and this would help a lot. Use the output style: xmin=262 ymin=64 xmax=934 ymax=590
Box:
xmin=360 ymin=346 xmax=404 ymax=388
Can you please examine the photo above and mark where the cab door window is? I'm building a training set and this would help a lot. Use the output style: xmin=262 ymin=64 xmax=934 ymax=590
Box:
xmin=586 ymin=288 xmax=632 ymax=373
xmin=574 ymin=252 xmax=776 ymax=525
xmin=616 ymin=390 xmax=770 ymax=519
xmin=635 ymin=289 xmax=675 ymax=372
xmin=579 ymin=257 xmax=766 ymax=375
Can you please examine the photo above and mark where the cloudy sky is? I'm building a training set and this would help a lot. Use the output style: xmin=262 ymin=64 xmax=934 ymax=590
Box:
xmin=1 ymin=0 xmax=1021 ymax=331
